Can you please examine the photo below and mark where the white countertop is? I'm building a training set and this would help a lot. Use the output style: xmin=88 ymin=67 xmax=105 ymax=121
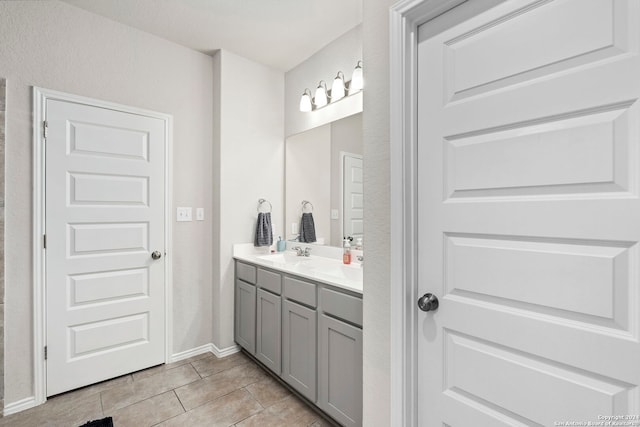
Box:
xmin=233 ymin=243 xmax=363 ymax=295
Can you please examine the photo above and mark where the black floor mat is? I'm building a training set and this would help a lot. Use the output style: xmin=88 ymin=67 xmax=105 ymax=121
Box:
xmin=79 ymin=417 xmax=113 ymax=427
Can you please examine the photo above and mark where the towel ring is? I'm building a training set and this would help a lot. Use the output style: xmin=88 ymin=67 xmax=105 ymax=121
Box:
xmin=302 ymin=200 xmax=314 ymax=213
xmin=257 ymin=198 xmax=272 ymax=213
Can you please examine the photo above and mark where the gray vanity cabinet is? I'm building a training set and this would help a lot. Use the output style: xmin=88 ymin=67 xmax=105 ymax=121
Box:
xmin=234 ymin=262 xmax=257 ymax=354
xmin=282 ymin=276 xmax=318 ymax=402
xmin=318 ymin=288 xmax=363 ymax=427
xmin=256 ymin=268 xmax=282 ymax=374
xmin=234 ymin=259 xmax=363 ymax=426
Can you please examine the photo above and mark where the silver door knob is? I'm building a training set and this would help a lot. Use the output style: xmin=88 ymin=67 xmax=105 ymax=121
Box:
xmin=151 ymin=251 xmax=162 ymax=260
xmin=417 ymin=293 xmax=439 ymax=312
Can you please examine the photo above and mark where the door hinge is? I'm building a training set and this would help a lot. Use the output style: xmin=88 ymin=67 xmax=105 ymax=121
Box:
xmin=44 ymin=346 xmax=47 ymax=360
xmin=42 ymin=121 xmax=48 ymax=139
xmin=43 ymin=234 xmax=46 ymax=249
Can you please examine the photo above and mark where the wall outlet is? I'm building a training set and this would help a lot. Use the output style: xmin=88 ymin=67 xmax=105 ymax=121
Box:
xmin=291 ymin=222 xmax=298 ymax=235
xmin=177 ymin=207 xmax=192 ymax=222
xmin=196 ymin=208 xmax=204 ymax=221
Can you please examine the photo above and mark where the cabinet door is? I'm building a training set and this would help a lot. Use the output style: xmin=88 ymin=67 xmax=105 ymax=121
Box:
xmin=319 ymin=314 xmax=362 ymax=427
xmin=282 ymin=300 xmax=317 ymax=402
xmin=235 ymin=279 xmax=256 ymax=354
xmin=256 ymin=288 xmax=281 ymax=374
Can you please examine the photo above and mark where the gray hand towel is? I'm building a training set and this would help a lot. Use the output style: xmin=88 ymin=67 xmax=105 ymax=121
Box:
xmin=299 ymin=212 xmax=316 ymax=243
xmin=255 ymin=212 xmax=273 ymax=247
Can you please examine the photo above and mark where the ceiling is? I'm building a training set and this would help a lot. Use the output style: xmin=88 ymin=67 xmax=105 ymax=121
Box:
xmin=62 ymin=0 xmax=363 ymax=71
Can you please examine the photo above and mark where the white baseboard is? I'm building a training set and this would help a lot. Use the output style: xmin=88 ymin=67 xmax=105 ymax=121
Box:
xmin=170 ymin=342 xmax=240 ymax=363
xmin=169 ymin=344 xmax=214 ymax=363
xmin=3 ymin=396 xmax=37 ymax=417
xmin=212 ymin=342 xmax=240 ymax=358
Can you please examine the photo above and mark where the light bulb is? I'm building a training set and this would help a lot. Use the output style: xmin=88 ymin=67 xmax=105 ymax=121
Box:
xmin=314 ymin=81 xmax=328 ymax=108
xmin=350 ymin=60 xmax=363 ymax=94
xmin=331 ymin=72 xmax=346 ymax=102
xmin=299 ymin=89 xmax=312 ymax=112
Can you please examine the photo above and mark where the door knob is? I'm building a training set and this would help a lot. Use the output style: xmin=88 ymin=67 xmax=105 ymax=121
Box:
xmin=151 ymin=251 xmax=162 ymax=260
xmin=418 ymin=293 xmax=439 ymax=312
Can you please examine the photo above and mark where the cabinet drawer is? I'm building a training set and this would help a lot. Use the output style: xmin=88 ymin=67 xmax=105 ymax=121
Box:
xmin=236 ymin=261 xmax=256 ymax=284
xmin=283 ymin=276 xmax=317 ymax=308
xmin=320 ymin=288 xmax=362 ymax=328
xmin=257 ymin=267 xmax=282 ymax=295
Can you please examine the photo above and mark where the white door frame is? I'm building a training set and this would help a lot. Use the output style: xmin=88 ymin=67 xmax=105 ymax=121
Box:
xmin=340 ymin=151 xmax=363 ymax=241
xmin=389 ymin=1 xmax=503 ymax=424
xmin=32 ymin=87 xmax=173 ymax=405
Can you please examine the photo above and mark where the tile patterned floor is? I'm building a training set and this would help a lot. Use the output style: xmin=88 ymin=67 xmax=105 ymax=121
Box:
xmin=0 ymin=351 xmax=336 ymax=427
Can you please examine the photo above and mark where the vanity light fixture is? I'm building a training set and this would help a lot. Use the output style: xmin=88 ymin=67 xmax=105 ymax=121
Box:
xmin=298 ymin=60 xmax=363 ymax=112
xmin=331 ymin=71 xmax=346 ymax=102
xmin=299 ymin=88 xmax=313 ymax=112
xmin=314 ymin=81 xmax=329 ymax=108
xmin=350 ymin=60 xmax=363 ymax=94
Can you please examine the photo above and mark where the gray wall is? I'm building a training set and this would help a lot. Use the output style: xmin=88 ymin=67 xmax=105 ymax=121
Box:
xmin=0 ymin=1 xmax=215 ymax=404
xmin=212 ymin=49 xmax=284 ymax=350
xmin=363 ymin=0 xmax=395 ymax=425
xmin=0 ymin=1 xmax=286 ymax=407
xmin=285 ymin=26 xmax=363 ymax=138
xmin=0 ymin=77 xmax=6 ymax=413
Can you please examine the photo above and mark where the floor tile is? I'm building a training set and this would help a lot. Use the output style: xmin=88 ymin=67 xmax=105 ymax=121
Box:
xmin=235 ymin=394 xmax=324 ymax=427
xmin=157 ymin=388 xmax=262 ymax=427
xmin=101 ymin=363 xmax=200 ymax=412
xmin=309 ymin=419 xmax=337 ymax=427
xmin=175 ymin=363 xmax=268 ymax=411
xmin=191 ymin=351 xmax=250 ymax=378
xmin=108 ymin=390 xmax=184 ymax=427
xmin=65 ymin=373 xmax=133 ymax=401
xmin=0 ymin=391 xmax=103 ymax=427
xmin=0 ymin=353 xmax=331 ymax=427
xmin=132 ymin=352 xmax=211 ymax=381
xmin=244 ymin=375 xmax=291 ymax=408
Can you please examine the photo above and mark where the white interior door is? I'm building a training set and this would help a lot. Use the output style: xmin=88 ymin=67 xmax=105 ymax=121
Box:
xmin=417 ymin=0 xmax=640 ymax=424
xmin=45 ymin=98 xmax=166 ymax=396
xmin=343 ymin=153 xmax=363 ymax=240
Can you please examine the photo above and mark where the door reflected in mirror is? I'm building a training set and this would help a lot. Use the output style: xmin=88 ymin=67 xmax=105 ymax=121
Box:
xmin=285 ymin=113 xmax=363 ymax=247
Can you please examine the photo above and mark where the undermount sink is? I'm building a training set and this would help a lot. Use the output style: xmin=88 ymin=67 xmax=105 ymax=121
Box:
xmin=254 ymin=251 xmax=362 ymax=284
xmin=313 ymin=264 xmax=363 ymax=282
xmin=256 ymin=252 xmax=310 ymax=264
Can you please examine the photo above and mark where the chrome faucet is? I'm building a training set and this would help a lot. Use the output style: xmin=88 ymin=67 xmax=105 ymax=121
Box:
xmin=292 ymin=246 xmax=312 ymax=257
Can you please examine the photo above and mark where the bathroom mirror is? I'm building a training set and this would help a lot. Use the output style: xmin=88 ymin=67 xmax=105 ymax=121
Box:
xmin=285 ymin=113 xmax=363 ymax=247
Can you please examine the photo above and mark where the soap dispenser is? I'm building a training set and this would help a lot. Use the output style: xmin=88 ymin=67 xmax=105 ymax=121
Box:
xmin=343 ymin=237 xmax=352 ymax=265
xmin=277 ymin=236 xmax=286 ymax=252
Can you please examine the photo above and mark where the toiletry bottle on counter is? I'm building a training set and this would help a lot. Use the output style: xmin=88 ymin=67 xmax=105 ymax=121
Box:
xmin=277 ymin=236 xmax=286 ymax=252
xmin=343 ymin=238 xmax=352 ymax=265
xmin=355 ymin=237 xmax=363 ymax=250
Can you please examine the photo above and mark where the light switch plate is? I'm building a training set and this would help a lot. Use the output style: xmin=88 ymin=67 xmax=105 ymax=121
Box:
xmin=196 ymin=208 xmax=204 ymax=221
xmin=331 ymin=209 xmax=339 ymax=220
xmin=177 ymin=207 xmax=192 ymax=222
